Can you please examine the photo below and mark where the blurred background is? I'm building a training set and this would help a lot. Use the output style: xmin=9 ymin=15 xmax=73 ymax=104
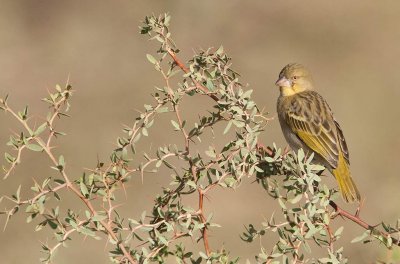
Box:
xmin=1 ymin=1 xmax=400 ymax=263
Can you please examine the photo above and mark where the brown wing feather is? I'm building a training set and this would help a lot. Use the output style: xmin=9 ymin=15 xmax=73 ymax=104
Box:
xmin=284 ymin=91 xmax=340 ymax=168
xmin=334 ymin=119 xmax=350 ymax=164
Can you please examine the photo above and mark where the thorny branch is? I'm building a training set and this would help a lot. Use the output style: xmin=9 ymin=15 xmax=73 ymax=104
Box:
xmin=164 ymin=36 xmax=400 ymax=251
xmin=165 ymin=47 xmax=274 ymax=158
xmin=329 ymin=201 xmax=400 ymax=246
xmin=1 ymin=13 xmax=399 ymax=264
xmin=1 ymin=91 xmax=138 ymax=264
xmin=160 ymin=54 xmax=213 ymax=256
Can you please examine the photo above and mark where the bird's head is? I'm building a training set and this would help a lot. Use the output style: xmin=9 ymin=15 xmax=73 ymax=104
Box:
xmin=275 ymin=63 xmax=314 ymax=96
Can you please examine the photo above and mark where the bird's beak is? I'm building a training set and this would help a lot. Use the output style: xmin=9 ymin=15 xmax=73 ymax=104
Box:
xmin=275 ymin=76 xmax=292 ymax=87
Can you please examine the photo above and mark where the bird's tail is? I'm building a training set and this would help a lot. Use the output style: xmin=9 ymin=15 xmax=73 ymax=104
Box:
xmin=332 ymin=154 xmax=361 ymax=203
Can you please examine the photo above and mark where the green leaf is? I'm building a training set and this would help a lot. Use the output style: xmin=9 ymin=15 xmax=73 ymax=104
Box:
xmin=223 ymin=121 xmax=232 ymax=135
xmin=199 ymin=251 xmax=208 ymax=259
xmin=47 ymin=220 xmax=58 ymax=229
xmin=15 ymin=185 xmax=21 ymax=201
xmin=297 ymin=148 xmax=305 ymax=162
xmin=205 ymin=147 xmax=216 ymax=158
xmin=289 ymin=194 xmax=302 ymax=204
xmin=26 ymin=144 xmax=43 ymax=152
xmin=351 ymin=230 xmax=370 ymax=243
xmin=58 ymin=155 xmax=65 ymax=167
xmin=232 ymin=120 xmax=244 ymax=128
xmin=187 ymin=181 xmax=196 ymax=189
xmin=205 ymin=79 xmax=214 ymax=91
xmin=334 ymin=226 xmax=344 ymax=237
xmin=264 ymin=156 xmax=275 ymax=163
xmin=92 ymin=214 xmax=107 ymax=222
xmin=171 ymin=120 xmax=180 ymax=131
xmin=156 ymin=107 xmax=169 ymax=113
xmin=54 ymin=179 xmax=65 ymax=185
xmin=146 ymin=54 xmax=157 ymax=64
xmin=4 ymin=152 xmax=15 ymax=163
xmin=80 ymin=181 xmax=89 ymax=197
xmin=144 ymin=104 xmax=153 ymax=111
xmin=19 ymin=106 xmax=28 ymax=120
xmin=79 ymin=226 xmax=95 ymax=237
xmin=53 ymin=192 xmax=61 ymax=201
xmin=34 ymin=123 xmax=47 ymax=136
xmin=215 ymin=45 xmax=224 ymax=55
xmin=241 ymin=89 xmax=253 ymax=99
xmin=42 ymin=177 xmax=51 ymax=188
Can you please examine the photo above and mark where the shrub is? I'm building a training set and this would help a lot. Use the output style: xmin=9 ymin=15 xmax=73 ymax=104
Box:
xmin=1 ymin=13 xmax=399 ymax=264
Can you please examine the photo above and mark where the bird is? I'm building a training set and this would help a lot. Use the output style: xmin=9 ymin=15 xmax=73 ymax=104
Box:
xmin=275 ymin=63 xmax=360 ymax=203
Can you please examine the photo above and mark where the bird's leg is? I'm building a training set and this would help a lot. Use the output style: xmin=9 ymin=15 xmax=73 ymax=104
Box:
xmin=312 ymin=171 xmax=326 ymax=194
xmin=355 ymin=198 xmax=365 ymax=217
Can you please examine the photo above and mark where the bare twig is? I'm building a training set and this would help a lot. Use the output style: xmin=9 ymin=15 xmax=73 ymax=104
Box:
xmin=198 ymin=188 xmax=211 ymax=256
xmin=329 ymin=200 xmax=400 ymax=246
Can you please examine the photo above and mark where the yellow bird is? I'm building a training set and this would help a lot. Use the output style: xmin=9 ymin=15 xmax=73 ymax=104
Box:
xmin=275 ymin=63 xmax=360 ymax=203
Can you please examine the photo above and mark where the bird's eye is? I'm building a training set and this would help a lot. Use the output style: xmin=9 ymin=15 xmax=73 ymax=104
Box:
xmin=293 ymin=76 xmax=298 ymax=80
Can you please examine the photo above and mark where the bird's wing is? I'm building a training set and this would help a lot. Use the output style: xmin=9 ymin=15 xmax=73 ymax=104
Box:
xmin=284 ymin=91 xmax=340 ymax=168
xmin=334 ymin=119 xmax=350 ymax=164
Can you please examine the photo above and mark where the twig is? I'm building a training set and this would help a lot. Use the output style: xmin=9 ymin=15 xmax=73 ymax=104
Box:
xmin=4 ymin=101 xmax=138 ymax=264
xmin=198 ymin=188 xmax=211 ymax=256
xmin=163 ymin=56 xmax=213 ymax=255
xmin=166 ymin=47 xmax=274 ymax=159
xmin=329 ymin=201 xmax=400 ymax=246
xmin=166 ymin=48 xmax=219 ymax=102
xmin=3 ymin=144 xmax=26 ymax=179
xmin=164 ymin=47 xmax=279 ymax=257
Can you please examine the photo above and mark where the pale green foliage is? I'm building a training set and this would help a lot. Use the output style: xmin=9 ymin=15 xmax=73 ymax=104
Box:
xmin=244 ymin=149 xmax=347 ymax=263
xmin=0 ymin=13 xmax=399 ymax=264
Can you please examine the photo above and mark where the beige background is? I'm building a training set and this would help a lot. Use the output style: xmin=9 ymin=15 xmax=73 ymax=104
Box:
xmin=1 ymin=1 xmax=400 ymax=263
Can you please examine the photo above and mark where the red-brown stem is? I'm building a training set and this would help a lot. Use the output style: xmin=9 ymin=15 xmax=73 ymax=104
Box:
xmin=329 ymin=200 xmax=400 ymax=246
xmin=162 ymin=50 xmax=214 ymax=255
xmin=198 ymin=189 xmax=211 ymax=256
xmin=166 ymin=48 xmax=190 ymax=74
xmin=325 ymin=224 xmax=335 ymax=252
xmin=166 ymin=48 xmax=219 ymax=102
xmin=329 ymin=201 xmax=371 ymax=229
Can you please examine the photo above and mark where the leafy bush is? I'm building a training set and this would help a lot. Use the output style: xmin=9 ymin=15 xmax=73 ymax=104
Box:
xmin=1 ymin=13 xmax=399 ymax=264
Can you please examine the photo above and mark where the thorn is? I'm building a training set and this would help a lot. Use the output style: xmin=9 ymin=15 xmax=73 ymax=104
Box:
xmin=120 ymin=182 xmax=128 ymax=199
xmin=66 ymin=74 xmax=71 ymax=87
xmin=283 ymin=145 xmax=291 ymax=156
